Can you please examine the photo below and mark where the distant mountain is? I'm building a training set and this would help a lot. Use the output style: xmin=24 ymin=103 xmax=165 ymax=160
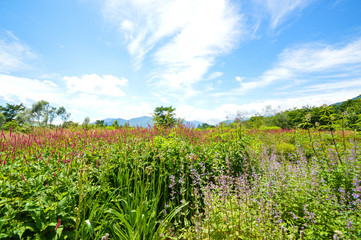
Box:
xmin=332 ymin=94 xmax=361 ymax=106
xmin=103 ymin=117 xmax=127 ymax=126
xmin=183 ymin=120 xmax=203 ymax=128
xmin=103 ymin=116 xmax=152 ymax=127
xmin=100 ymin=116 xmax=203 ymax=128
xmin=220 ymin=119 xmax=234 ymax=125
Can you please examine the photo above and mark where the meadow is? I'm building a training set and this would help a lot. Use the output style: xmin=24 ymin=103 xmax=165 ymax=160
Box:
xmin=0 ymin=124 xmax=360 ymax=239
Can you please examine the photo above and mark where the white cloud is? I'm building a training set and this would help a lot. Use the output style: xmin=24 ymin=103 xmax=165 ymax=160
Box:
xmin=279 ymin=39 xmax=361 ymax=72
xmin=64 ymin=74 xmax=128 ymax=96
xmin=235 ymin=76 xmax=245 ymax=83
xmin=0 ymin=74 xmax=61 ymax=103
xmin=207 ymin=71 xmax=223 ymax=80
xmin=0 ymin=31 xmax=36 ymax=73
xmin=97 ymin=101 xmax=153 ymax=120
xmin=216 ymin=37 xmax=361 ymax=95
xmin=0 ymin=73 xmax=134 ymax=122
xmin=299 ymin=78 xmax=361 ymax=93
xmin=255 ymin=0 xmax=314 ymax=29
xmin=103 ymin=0 xmax=244 ymax=94
xmin=160 ymin=97 xmax=168 ymax=104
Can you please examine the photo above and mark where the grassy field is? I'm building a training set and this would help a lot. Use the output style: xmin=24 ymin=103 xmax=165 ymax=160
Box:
xmin=0 ymin=125 xmax=360 ymax=239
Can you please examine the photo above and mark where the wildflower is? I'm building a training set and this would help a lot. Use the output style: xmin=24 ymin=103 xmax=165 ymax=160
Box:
xmin=169 ymin=175 xmax=176 ymax=188
xmin=346 ymin=219 xmax=352 ymax=229
xmin=55 ymin=219 xmax=61 ymax=231
xmin=289 ymin=212 xmax=298 ymax=220
xmin=334 ymin=230 xmax=344 ymax=239
xmin=101 ymin=233 xmax=110 ymax=240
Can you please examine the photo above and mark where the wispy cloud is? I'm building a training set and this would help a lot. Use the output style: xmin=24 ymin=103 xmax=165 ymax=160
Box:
xmin=0 ymin=31 xmax=36 ymax=73
xmin=298 ymin=78 xmax=361 ymax=93
xmin=64 ymin=74 xmax=128 ymax=96
xmin=278 ymin=39 xmax=361 ymax=72
xmin=207 ymin=71 xmax=223 ymax=80
xmin=255 ymin=0 xmax=315 ymax=29
xmin=215 ymin=37 xmax=361 ymax=96
xmin=103 ymin=0 xmax=244 ymax=95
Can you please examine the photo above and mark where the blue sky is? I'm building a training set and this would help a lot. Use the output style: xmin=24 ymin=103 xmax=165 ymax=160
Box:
xmin=1 ymin=0 xmax=361 ymax=124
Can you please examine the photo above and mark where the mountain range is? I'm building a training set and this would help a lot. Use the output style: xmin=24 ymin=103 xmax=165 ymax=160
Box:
xmin=101 ymin=116 xmax=203 ymax=128
xmin=98 ymin=95 xmax=360 ymax=128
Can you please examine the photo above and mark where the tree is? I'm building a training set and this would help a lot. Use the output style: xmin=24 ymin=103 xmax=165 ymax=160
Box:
xmin=82 ymin=117 xmax=90 ymax=129
xmin=48 ymin=106 xmax=58 ymax=125
xmin=152 ymin=106 xmax=176 ymax=127
xmin=112 ymin=120 xmax=119 ymax=128
xmin=246 ymin=115 xmax=265 ymax=129
xmin=56 ymin=106 xmax=71 ymax=123
xmin=198 ymin=123 xmax=214 ymax=129
xmin=31 ymin=100 xmax=49 ymax=126
xmin=95 ymin=120 xmax=105 ymax=127
xmin=0 ymin=103 xmax=25 ymax=122
xmin=0 ymin=112 xmax=5 ymax=129
xmin=83 ymin=116 xmax=90 ymax=125
xmin=16 ymin=108 xmax=33 ymax=125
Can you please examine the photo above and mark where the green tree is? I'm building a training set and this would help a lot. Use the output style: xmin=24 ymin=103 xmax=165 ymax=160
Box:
xmin=270 ymin=112 xmax=290 ymax=129
xmin=95 ymin=120 xmax=105 ymax=128
xmin=48 ymin=106 xmax=58 ymax=125
xmin=82 ymin=117 xmax=90 ymax=129
xmin=112 ymin=120 xmax=119 ymax=128
xmin=0 ymin=112 xmax=5 ymax=129
xmin=246 ymin=115 xmax=265 ymax=129
xmin=0 ymin=103 xmax=25 ymax=122
xmin=16 ymin=108 xmax=34 ymax=125
xmin=56 ymin=106 xmax=71 ymax=123
xmin=31 ymin=100 xmax=49 ymax=126
xmin=152 ymin=106 xmax=176 ymax=127
xmin=198 ymin=123 xmax=214 ymax=129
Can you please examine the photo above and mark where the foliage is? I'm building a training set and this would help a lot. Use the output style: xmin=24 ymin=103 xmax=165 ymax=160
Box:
xmin=82 ymin=117 xmax=91 ymax=130
xmin=0 ymin=101 xmax=71 ymax=129
xmin=0 ymin=103 xmax=25 ymax=122
xmin=112 ymin=120 xmax=119 ymax=128
xmin=0 ymin=112 xmax=5 ymax=129
xmin=95 ymin=120 xmax=105 ymax=128
xmin=198 ymin=123 xmax=215 ymax=129
xmin=240 ymin=96 xmax=361 ymax=131
xmin=152 ymin=106 xmax=177 ymax=128
xmin=0 ymin=106 xmax=361 ymax=239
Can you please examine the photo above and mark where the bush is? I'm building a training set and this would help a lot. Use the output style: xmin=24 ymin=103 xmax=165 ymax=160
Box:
xmin=276 ymin=142 xmax=296 ymax=159
xmin=260 ymin=126 xmax=281 ymax=131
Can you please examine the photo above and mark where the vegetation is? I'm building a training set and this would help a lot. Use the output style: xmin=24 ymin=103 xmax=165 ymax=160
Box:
xmin=0 ymin=101 xmax=70 ymax=131
xmin=0 ymin=97 xmax=361 ymax=239
xmin=152 ymin=106 xmax=177 ymax=128
xmin=240 ymin=95 xmax=361 ymax=130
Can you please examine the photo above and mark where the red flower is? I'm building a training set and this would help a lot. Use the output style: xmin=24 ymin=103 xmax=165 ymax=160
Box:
xmin=55 ymin=219 xmax=61 ymax=231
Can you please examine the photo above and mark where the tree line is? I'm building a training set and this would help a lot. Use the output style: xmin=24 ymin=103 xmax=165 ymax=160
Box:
xmin=1 ymin=96 xmax=360 ymax=131
xmin=0 ymin=100 xmax=70 ymax=131
xmin=225 ymin=95 xmax=361 ymax=130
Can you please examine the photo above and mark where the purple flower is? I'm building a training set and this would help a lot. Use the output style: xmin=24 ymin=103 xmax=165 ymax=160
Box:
xmin=347 ymin=220 xmax=352 ymax=229
xmin=101 ymin=233 xmax=110 ymax=240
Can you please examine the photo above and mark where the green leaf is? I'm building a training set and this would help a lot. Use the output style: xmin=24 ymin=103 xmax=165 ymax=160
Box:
xmin=85 ymin=219 xmax=95 ymax=238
